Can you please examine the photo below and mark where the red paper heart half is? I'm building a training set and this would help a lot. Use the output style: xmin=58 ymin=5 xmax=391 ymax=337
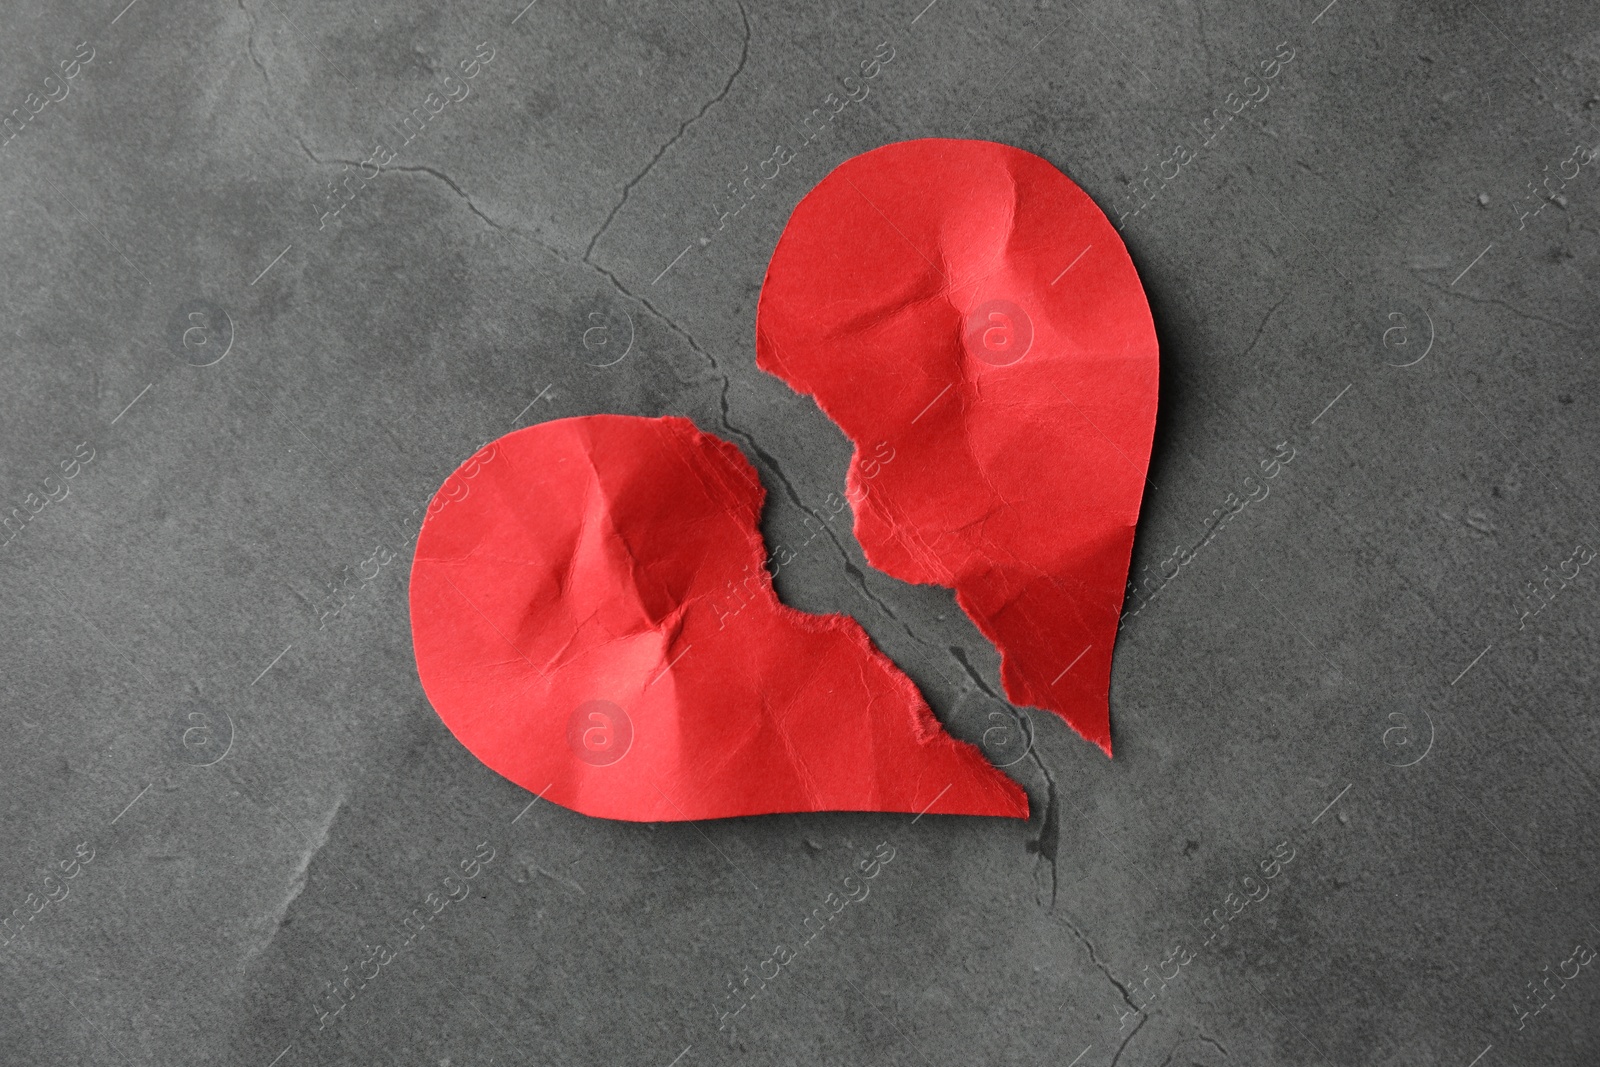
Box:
xmin=409 ymin=414 xmax=1027 ymax=822
xmin=756 ymin=139 xmax=1159 ymax=755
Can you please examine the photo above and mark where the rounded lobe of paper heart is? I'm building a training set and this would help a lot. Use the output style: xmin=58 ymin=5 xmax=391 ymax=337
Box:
xmin=409 ymin=414 xmax=1027 ymax=822
xmin=756 ymin=139 xmax=1160 ymax=755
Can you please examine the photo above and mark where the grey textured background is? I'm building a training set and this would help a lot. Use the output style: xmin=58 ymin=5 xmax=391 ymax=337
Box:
xmin=1 ymin=0 xmax=1597 ymax=1064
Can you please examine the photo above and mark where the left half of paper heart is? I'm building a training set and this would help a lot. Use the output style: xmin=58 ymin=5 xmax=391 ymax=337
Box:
xmin=408 ymin=414 xmax=1027 ymax=823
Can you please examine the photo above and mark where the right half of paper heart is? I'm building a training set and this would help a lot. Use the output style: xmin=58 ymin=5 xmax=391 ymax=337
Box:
xmin=756 ymin=138 xmax=1159 ymax=756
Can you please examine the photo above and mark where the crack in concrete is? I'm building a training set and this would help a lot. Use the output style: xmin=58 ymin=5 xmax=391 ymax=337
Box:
xmin=947 ymin=646 xmax=1061 ymax=902
xmin=583 ymin=1 xmax=751 ymax=263
xmin=293 ymin=132 xmax=324 ymax=167
xmin=1237 ymin=293 xmax=1287 ymax=363
xmin=241 ymin=792 xmax=346 ymax=968
xmin=1109 ymin=1005 xmax=1149 ymax=1067
xmin=710 ymin=377 xmax=801 ymax=506
xmin=1057 ymin=906 xmax=1140 ymax=1019
xmin=822 ymin=540 xmax=965 ymax=684
xmin=1427 ymin=281 xmax=1582 ymax=333
xmin=1156 ymin=1031 xmax=1230 ymax=1066
xmin=1033 ymin=760 xmax=1061 ymax=903
xmin=945 ymin=646 xmax=1004 ymax=709
xmin=238 ymin=0 xmax=273 ymax=91
xmin=266 ymin=91 xmax=731 ymax=401
xmin=534 ymin=865 xmax=586 ymax=895
xmin=387 ymin=163 xmax=505 ymax=231
xmin=297 ymin=142 xmax=582 ymax=270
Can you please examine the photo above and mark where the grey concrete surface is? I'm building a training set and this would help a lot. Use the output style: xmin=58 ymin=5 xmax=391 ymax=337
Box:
xmin=1 ymin=0 xmax=1597 ymax=1064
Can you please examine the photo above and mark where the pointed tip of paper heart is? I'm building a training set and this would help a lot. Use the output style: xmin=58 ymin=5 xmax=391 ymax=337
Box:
xmin=756 ymin=138 xmax=1158 ymax=759
xmin=409 ymin=414 xmax=1029 ymax=823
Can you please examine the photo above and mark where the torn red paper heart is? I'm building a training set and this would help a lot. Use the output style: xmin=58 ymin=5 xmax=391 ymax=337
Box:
xmin=757 ymin=139 xmax=1159 ymax=755
xmin=409 ymin=414 xmax=1027 ymax=822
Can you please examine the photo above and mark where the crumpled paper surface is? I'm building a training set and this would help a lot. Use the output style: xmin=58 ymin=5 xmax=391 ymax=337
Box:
xmin=756 ymin=138 xmax=1159 ymax=755
xmin=409 ymin=414 xmax=1027 ymax=821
